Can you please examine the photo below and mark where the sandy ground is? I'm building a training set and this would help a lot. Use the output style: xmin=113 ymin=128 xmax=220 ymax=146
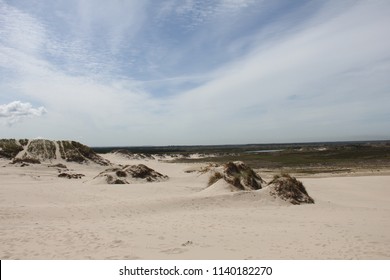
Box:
xmin=0 ymin=154 xmax=389 ymax=260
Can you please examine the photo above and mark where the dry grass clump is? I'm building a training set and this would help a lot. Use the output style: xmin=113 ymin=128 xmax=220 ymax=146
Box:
xmin=58 ymin=173 xmax=85 ymax=179
xmin=223 ymin=161 xmax=264 ymax=190
xmin=27 ymin=139 xmax=56 ymax=160
xmin=58 ymin=141 xmax=87 ymax=163
xmin=103 ymin=174 xmax=127 ymax=184
xmin=199 ymin=163 xmax=219 ymax=174
xmin=206 ymin=161 xmax=265 ymax=191
xmin=125 ymin=164 xmax=168 ymax=182
xmin=268 ymin=173 xmax=314 ymax=205
xmin=0 ymin=139 xmax=24 ymax=159
xmin=11 ymin=157 xmax=41 ymax=164
xmin=208 ymin=171 xmax=223 ymax=186
xmin=115 ymin=170 xmax=127 ymax=177
xmin=18 ymin=139 xmax=29 ymax=146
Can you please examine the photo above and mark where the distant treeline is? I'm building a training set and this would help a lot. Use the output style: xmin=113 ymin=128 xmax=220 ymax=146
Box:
xmin=92 ymin=140 xmax=390 ymax=155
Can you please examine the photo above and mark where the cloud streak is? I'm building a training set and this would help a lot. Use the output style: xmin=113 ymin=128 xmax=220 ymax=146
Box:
xmin=0 ymin=0 xmax=389 ymax=145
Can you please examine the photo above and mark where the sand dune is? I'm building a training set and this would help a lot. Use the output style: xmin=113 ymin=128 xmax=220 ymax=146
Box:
xmin=0 ymin=152 xmax=389 ymax=259
xmin=0 ymin=139 xmax=109 ymax=165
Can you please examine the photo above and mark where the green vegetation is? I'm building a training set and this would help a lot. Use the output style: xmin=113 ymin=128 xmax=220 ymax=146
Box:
xmin=172 ymin=143 xmax=390 ymax=171
xmin=93 ymin=141 xmax=390 ymax=171
xmin=0 ymin=139 xmax=23 ymax=159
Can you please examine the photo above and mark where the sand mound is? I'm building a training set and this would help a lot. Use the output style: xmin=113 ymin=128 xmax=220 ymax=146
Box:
xmin=267 ymin=174 xmax=315 ymax=205
xmin=92 ymin=164 xmax=169 ymax=184
xmin=0 ymin=139 xmax=110 ymax=165
xmin=202 ymin=164 xmax=314 ymax=205
xmin=206 ymin=161 xmax=265 ymax=191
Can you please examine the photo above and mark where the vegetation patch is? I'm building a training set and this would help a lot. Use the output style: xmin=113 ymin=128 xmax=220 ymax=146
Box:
xmin=267 ymin=174 xmax=314 ymax=205
xmin=26 ymin=139 xmax=56 ymax=160
xmin=222 ymin=161 xmax=265 ymax=190
xmin=18 ymin=139 xmax=29 ymax=146
xmin=116 ymin=170 xmax=127 ymax=177
xmin=57 ymin=141 xmax=66 ymax=159
xmin=11 ymin=157 xmax=41 ymax=164
xmin=208 ymin=171 xmax=223 ymax=186
xmin=58 ymin=173 xmax=85 ymax=179
xmin=205 ymin=161 xmax=265 ymax=191
xmin=0 ymin=139 xmax=24 ymax=159
xmin=93 ymin=164 xmax=168 ymax=184
xmin=55 ymin=140 xmax=110 ymax=165
xmin=169 ymin=141 xmax=390 ymax=172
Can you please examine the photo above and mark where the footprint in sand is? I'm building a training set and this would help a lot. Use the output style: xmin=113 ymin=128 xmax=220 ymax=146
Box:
xmin=110 ymin=240 xmax=123 ymax=248
xmin=160 ymin=247 xmax=188 ymax=254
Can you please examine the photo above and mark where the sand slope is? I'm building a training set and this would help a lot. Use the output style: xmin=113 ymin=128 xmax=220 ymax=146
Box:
xmin=0 ymin=154 xmax=389 ymax=259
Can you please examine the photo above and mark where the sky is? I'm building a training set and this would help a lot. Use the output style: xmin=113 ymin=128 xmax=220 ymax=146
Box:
xmin=0 ymin=0 xmax=390 ymax=146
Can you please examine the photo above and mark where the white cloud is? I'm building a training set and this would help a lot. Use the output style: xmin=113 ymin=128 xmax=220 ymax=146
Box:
xmin=0 ymin=0 xmax=389 ymax=145
xmin=0 ymin=101 xmax=47 ymax=125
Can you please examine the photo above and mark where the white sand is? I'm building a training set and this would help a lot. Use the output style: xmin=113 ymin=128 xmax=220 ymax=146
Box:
xmin=0 ymin=154 xmax=389 ymax=259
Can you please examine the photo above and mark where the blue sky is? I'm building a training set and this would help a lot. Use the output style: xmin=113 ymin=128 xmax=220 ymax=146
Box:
xmin=1 ymin=0 xmax=389 ymax=146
